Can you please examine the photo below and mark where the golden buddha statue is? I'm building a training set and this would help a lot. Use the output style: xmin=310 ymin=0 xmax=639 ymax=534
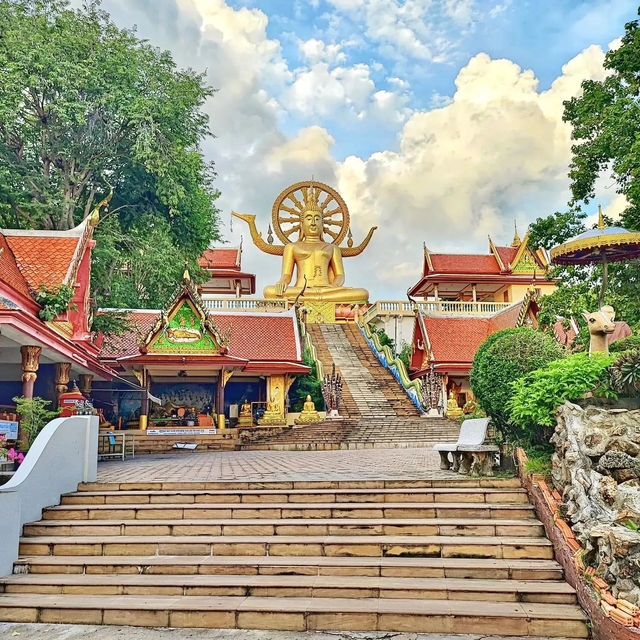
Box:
xmin=233 ymin=181 xmax=376 ymax=304
xmin=258 ymin=387 xmax=286 ymax=426
xmin=445 ymin=395 xmax=463 ymax=419
xmin=295 ymin=394 xmax=321 ymax=425
xmin=237 ymin=399 xmax=253 ymax=427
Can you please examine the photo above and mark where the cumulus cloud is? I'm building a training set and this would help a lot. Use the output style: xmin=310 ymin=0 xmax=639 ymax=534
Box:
xmin=299 ymin=38 xmax=347 ymax=65
xmin=335 ymin=47 xmax=609 ymax=289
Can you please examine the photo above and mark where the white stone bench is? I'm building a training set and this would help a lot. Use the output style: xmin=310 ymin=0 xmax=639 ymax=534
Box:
xmin=434 ymin=418 xmax=492 ymax=473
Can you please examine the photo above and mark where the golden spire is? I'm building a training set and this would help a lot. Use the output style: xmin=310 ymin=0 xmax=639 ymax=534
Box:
xmin=598 ymin=204 xmax=605 ymax=230
xmin=511 ymin=221 xmax=522 ymax=247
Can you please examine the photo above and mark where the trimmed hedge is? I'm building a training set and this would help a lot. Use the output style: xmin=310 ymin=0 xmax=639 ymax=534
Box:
xmin=610 ymin=335 xmax=640 ymax=353
xmin=469 ymin=328 xmax=565 ymax=441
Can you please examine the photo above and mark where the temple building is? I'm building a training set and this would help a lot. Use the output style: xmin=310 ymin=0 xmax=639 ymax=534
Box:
xmin=408 ymin=229 xmax=556 ymax=303
xmin=0 ymin=218 xmax=116 ymax=410
xmin=97 ymin=272 xmax=307 ymax=431
xmin=198 ymin=243 xmax=256 ymax=297
xmin=409 ymin=289 xmax=540 ymax=409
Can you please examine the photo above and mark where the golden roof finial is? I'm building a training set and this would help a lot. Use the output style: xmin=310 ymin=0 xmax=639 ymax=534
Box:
xmin=598 ymin=204 xmax=605 ymax=230
xmin=511 ymin=221 xmax=522 ymax=247
xmin=183 ymin=261 xmax=191 ymax=283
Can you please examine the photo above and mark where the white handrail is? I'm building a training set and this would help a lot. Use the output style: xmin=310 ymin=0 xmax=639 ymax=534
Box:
xmin=363 ymin=299 xmax=513 ymax=323
xmin=0 ymin=415 xmax=98 ymax=575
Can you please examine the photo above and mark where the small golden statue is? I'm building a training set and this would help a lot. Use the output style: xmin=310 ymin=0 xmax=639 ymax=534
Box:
xmin=258 ymin=387 xmax=286 ymax=426
xmin=237 ymin=399 xmax=253 ymax=427
xmin=294 ymin=395 xmax=321 ymax=425
xmin=445 ymin=395 xmax=463 ymax=419
xmin=233 ymin=181 xmax=376 ymax=303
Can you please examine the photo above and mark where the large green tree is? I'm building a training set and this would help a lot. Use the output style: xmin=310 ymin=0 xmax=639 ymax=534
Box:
xmin=564 ymin=9 xmax=640 ymax=214
xmin=0 ymin=0 xmax=219 ymax=308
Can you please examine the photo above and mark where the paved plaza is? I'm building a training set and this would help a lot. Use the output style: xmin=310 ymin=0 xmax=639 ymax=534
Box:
xmin=97 ymin=447 xmax=455 ymax=483
xmin=0 ymin=625 xmax=576 ymax=640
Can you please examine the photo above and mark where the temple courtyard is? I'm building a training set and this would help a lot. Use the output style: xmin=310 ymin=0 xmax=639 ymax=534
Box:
xmin=96 ymin=448 xmax=452 ymax=483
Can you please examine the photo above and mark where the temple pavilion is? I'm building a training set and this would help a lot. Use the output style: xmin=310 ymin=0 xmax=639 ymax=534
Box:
xmin=198 ymin=243 xmax=256 ymax=297
xmin=0 ymin=218 xmax=116 ymax=412
xmin=97 ymin=272 xmax=308 ymax=431
xmin=408 ymin=229 xmax=556 ymax=303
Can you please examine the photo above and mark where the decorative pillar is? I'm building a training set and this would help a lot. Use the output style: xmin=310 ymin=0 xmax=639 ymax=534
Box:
xmin=217 ymin=368 xmax=233 ymax=430
xmin=54 ymin=363 xmax=72 ymax=402
xmin=139 ymin=369 xmax=150 ymax=431
xmin=20 ymin=346 xmax=41 ymax=399
xmin=79 ymin=374 xmax=93 ymax=398
xmin=472 ymin=284 xmax=477 ymax=302
xmin=433 ymin=285 xmax=439 ymax=302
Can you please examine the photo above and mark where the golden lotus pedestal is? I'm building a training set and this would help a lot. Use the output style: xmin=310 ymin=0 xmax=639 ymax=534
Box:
xmin=257 ymin=412 xmax=286 ymax=427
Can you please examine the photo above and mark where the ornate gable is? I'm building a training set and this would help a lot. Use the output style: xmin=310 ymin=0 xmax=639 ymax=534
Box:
xmin=141 ymin=272 xmax=229 ymax=355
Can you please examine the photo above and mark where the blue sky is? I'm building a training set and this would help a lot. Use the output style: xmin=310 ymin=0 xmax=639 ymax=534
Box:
xmin=95 ymin=0 xmax=638 ymax=298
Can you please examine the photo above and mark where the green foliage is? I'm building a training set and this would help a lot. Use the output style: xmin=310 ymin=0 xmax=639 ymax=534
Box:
xmin=523 ymin=445 xmax=554 ymax=476
xmin=371 ymin=325 xmax=395 ymax=350
xmin=12 ymin=396 xmax=60 ymax=449
xmin=610 ymin=335 xmax=640 ymax=353
xmin=397 ymin=342 xmax=411 ymax=370
xmin=90 ymin=311 xmax=131 ymax=337
xmin=470 ymin=328 xmax=565 ymax=440
xmin=34 ymin=284 xmax=75 ymax=322
xmin=528 ymin=208 xmax=587 ymax=251
xmin=458 ymin=401 xmax=487 ymax=426
xmin=288 ymin=348 xmax=324 ymax=413
xmin=564 ymin=10 xmax=640 ymax=208
xmin=508 ymin=353 xmax=615 ymax=443
xmin=0 ymin=0 xmax=219 ymax=308
xmin=607 ymin=350 xmax=640 ymax=397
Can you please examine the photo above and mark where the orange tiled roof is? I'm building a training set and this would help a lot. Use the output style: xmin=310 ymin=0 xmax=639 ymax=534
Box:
xmin=0 ymin=234 xmax=32 ymax=299
xmin=429 ymin=253 xmax=502 ymax=275
xmin=198 ymin=248 xmax=241 ymax=270
xmin=5 ymin=236 xmax=79 ymax=291
xmin=101 ymin=310 xmax=301 ymax=363
xmin=488 ymin=302 xmax=523 ymax=333
xmin=495 ymin=246 xmax=518 ymax=269
xmin=423 ymin=316 xmax=491 ymax=363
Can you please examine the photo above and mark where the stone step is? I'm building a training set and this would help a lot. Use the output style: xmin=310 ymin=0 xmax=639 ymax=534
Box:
xmin=0 ymin=573 xmax=577 ymax=604
xmin=64 ymin=485 xmax=526 ymax=504
xmin=41 ymin=501 xmax=536 ymax=521
xmin=13 ymin=554 xmax=566 ymax=580
xmin=18 ymin=535 xmax=555 ymax=559
xmin=0 ymin=593 xmax=589 ymax=636
xmin=23 ymin=517 xmax=544 ymax=538
xmin=77 ymin=478 xmax=521 ymax=491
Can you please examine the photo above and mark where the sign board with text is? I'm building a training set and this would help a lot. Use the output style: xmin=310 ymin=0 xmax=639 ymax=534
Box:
xmin=0 ymin=420 xmax=19 ymax=440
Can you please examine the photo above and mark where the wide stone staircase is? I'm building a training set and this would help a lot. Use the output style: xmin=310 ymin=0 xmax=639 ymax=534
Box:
xmin=247 ymin=323 xmax=459 ymax=450
xmin=0 ymin=477 xmax=588 ymax=636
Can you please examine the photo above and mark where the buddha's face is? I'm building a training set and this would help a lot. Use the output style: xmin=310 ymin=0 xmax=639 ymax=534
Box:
xmin=301 ymin=210 xmax=322 ymax=239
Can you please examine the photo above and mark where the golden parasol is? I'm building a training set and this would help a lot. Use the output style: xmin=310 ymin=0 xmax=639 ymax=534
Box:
xmin=550 ymin=206 xmax=640 ymax=305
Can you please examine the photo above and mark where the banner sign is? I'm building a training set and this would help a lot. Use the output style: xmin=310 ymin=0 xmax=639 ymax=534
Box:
xmin=147 ymin=428 xmax=217 ymax=436
xmin=0 ymin=420 xmax=19 ymax=440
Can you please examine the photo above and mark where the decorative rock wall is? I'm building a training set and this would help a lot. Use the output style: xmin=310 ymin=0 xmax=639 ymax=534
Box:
xmin=552 ymin=402 xmax=640 ymax=604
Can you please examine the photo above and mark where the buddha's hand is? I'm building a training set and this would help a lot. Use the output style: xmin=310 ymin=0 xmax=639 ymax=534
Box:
xmin=332 ymin=275 xmax=345 ymax=287
xmin=274 ymin=279 xmax=288 ymax=296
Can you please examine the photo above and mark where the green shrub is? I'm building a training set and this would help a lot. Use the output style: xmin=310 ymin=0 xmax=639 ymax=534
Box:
xmin=523 ymin=445 xmax=554 ymax=476
xmin=34 ymin=284 xmax=76 ymax=322
xmin=288 ymin=348 xmax=324 ymax=413
xmin=610 ymin=335 xmax=640 ymax=353
xmin=607 ymin=350 xmax=640 ymax=396
xmin=508 ymin=353 xmax=615 ymax=442
xmin=12 ymin=396 xmax=60 ymax=449
xmin=470 ymin=328 xmax=565 ymax=440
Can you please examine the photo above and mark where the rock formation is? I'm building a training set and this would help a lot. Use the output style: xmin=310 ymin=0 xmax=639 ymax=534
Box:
xmin=552 ymin=402 xmax=640 ymax=604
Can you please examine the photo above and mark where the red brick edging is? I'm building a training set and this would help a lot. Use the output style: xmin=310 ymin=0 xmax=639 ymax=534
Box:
xmin=516 ymin=448 xmax=640 ymax=640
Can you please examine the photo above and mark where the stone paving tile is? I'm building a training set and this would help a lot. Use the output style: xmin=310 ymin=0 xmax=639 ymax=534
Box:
xmin=0 ymin=625 xmax=579 ymax=640
xmin=97 ymin=448 xmax=457 ymax=483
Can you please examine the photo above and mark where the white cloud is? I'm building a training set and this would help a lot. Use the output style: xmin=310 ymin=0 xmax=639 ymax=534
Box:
xmin=299 ymin=38 xmax=347 ymax=65
xmin=335 ymin=47 xmax=610 ymax=287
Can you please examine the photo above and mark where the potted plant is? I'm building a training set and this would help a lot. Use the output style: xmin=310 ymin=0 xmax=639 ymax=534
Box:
xmin=0 ymin=435 xmax=7 ymax=462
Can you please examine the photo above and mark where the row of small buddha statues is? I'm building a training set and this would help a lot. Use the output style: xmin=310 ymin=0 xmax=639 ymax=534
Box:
xmin=237 ymin=395 xmax=321 ymax=427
